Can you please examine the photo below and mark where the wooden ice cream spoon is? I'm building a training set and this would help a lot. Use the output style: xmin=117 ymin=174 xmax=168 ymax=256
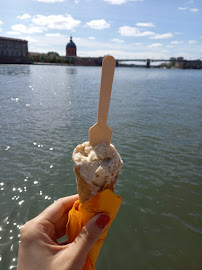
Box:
xmin=89 ymin=55 xmax=116 ymax=146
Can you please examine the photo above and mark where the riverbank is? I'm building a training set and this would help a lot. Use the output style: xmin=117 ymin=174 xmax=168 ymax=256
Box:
xmin=31 ymin=62 xmax=202 ymax=69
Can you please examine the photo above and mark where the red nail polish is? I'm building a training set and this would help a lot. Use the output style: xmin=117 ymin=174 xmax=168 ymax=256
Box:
xmin=96 ymin=214 xmax=110 ymax=229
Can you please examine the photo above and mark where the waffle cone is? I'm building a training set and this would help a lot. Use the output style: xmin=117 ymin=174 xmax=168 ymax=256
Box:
xmin=74 ymin=167 xmax=119 ymax=203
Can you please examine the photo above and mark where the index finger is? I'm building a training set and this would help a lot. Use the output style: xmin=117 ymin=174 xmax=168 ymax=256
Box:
xmin=40 ymin=194 xmax=78 ymax=224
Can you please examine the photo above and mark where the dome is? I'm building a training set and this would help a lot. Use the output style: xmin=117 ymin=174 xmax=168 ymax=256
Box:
xmin=66 ymin=36 xmax=76 ymax=49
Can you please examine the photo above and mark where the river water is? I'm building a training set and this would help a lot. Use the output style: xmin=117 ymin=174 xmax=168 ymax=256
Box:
xmin=0 ymin=65 xmax=201 ymax=270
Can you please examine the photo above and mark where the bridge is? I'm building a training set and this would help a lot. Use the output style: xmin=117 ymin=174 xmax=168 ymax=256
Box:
xmin=117 ymin=58 xmax=199 ymax=68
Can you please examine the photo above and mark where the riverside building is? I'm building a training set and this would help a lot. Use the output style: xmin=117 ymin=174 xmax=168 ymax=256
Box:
xmin=66 ymin=36 xmax=77 ymax=58
xmin=0 ymin=36 xmax=29 ymax=64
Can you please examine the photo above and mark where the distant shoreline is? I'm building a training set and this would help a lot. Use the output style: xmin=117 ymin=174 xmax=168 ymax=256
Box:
xmin=0 ymin=62 xmax=202 ymax=70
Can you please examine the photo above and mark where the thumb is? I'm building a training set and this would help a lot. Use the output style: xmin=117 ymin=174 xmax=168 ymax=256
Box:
xmin=71 ymin=213 xmax=110 ymax=264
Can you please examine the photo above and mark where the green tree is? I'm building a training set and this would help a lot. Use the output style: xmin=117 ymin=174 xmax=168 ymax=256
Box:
xmin=50 ymin=55 xmax=56 ymax=63
xmin=29 ymin=55 xmax=34 ymax=63
xmin=61 ymin=57 xmax=65 ymax=63
xmin=47 ymin=51 xmax=59 ymax=57
xmin=39 ymin=54 xmax=46 ymax=62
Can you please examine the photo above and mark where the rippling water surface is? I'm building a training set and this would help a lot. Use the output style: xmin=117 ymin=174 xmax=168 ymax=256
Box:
xmin=0 ymin=65 xmax=202 ymax=269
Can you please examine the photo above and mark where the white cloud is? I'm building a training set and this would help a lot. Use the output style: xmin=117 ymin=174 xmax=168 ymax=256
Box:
xmin=166 ymin=45 xmax=174 ymax=48
xmin=25 ymin=35 xmax=200 ymax=59
xmin=6 ymin=31 xmax=21 ymax=36
xmin=190 ymin=8 xmax=199 ymax=12
xmin=36 ymin=0 xmax=64 ymax=2
xmin=178 ymin=7 xmax=187 ymax=10
xmin=188 ymin=40 xmax=197 ymax=44
xmin=149 ymin=43 xmax=162 ymax=48
xmin=104 ymin=0 xmax=143 ymax=5
xmin=23 ymin=36 xmax=38 ymax=43
xmin=45 ymin=33 xmax=62 ymax=37
xmin=150 ymin=33 xmax=173 ymax=39
xmin=111 ymin=38 xmax=124 ymax=43
xmin=178 ymin=7 xmax=199 ymax=12
xmin=89 ymin=36 xmax=95 ymax=40
xmin=86 ymin=19 xmax=110 ymax=30
xmin=119 ymin=26 xmax=154 ymax=37
xmin=78 ymin=48 xmax=169 ymax=59
xmin=32 ymin=14 xmax=80 ymax=30
xmin=171 ymin=40 xmax=184 ymax=44
xmin=11 ymin=24 xmax=45 ymax=34
xmin=75 ymin=0 xmax=79 ymax=3
xmin=136 ymin=22 xmax=155 ymax=27
xmin=11 ymin=24 xmax=27 ymax=32
xmin=0 ymin=20 xmax=3 ymax=32
xmin=17 ymin=14 xmax=31 ymax=20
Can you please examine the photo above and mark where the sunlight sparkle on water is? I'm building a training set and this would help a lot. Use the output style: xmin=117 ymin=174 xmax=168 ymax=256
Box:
xmin=12 ymin=196 xmax=20 ymax=200
xmin=18 ymin=200 xmax=24 ymax=206
xmin=37 ymin=144 xmax=43 ymax=148
xmin=11 ymin=98 xmax=19 ymax=102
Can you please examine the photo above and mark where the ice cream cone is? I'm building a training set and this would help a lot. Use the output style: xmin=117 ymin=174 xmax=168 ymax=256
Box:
xmin=74 ymin=167 xmax=99 ymax=203
xmin=75 ymin=167 xmax=119 ymax=203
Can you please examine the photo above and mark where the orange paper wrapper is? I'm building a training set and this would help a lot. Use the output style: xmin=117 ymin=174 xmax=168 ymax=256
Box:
xmin=66 ymin=189 xmax=122 ymax=270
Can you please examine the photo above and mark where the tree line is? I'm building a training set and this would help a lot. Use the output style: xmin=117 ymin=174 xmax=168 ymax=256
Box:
xmin=29 ymin=52 xmax=75 ymax=64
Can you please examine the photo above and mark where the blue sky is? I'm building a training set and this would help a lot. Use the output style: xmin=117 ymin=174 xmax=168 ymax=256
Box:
xmin=0 ymin=0 xmax=202 ymax=59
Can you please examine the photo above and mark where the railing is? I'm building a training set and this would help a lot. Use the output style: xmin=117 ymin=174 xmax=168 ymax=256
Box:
xmin=117 ymin=59 xmax=201 ymax=63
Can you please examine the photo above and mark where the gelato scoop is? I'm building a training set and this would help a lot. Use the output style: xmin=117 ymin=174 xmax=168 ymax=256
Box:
xmin=72 ymin=141 xmax=123 ymax=203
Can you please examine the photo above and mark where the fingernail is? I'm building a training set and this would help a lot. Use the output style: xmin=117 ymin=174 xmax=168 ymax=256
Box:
xmin=96 ymin=214 xmax=110 ymax=229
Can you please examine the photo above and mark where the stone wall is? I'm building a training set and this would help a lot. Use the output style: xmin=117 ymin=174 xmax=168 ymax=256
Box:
xmin=0 ymin=37 xmax=29 ymax=64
